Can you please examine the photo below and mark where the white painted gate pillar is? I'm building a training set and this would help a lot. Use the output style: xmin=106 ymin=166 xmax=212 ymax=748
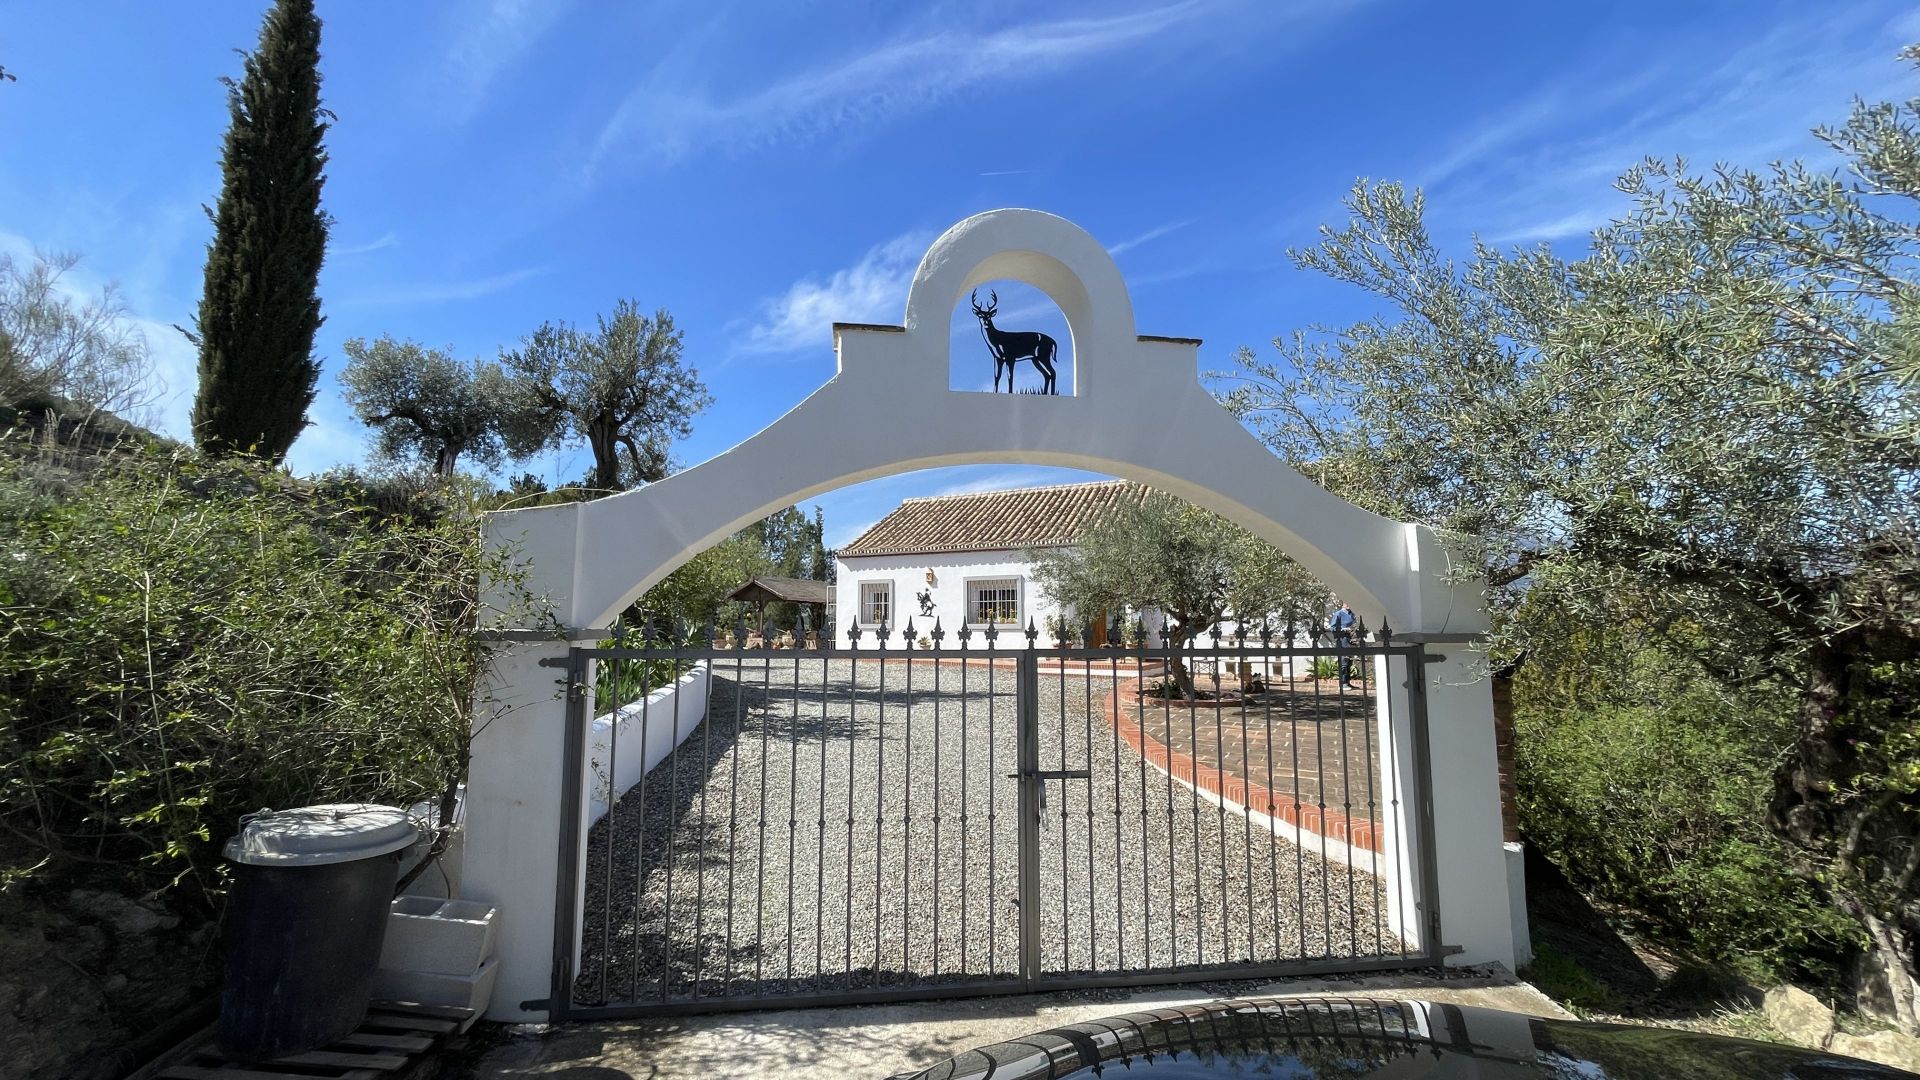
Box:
xmin=464 ymin=209 xmax=1518 ymax=1020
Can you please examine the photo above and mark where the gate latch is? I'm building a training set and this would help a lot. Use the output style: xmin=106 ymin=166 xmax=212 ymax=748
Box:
xmin=1007 ymin=769 xmax=1092 ymax=813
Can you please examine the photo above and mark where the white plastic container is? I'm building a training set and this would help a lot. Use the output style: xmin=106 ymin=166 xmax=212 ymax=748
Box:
xmin=371 ymin=957 xmax=499 ymax=1023
xmin=378 ymin=896 xmax=498 ymax=976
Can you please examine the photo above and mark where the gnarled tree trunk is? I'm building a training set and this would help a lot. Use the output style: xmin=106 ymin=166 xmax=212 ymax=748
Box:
xmin=1770 ymin=641 xmax=1920 ymax=1033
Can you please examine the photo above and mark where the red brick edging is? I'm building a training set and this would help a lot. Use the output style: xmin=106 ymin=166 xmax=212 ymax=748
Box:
xmin=1097 ymin=681 xmax=1383 ymax=853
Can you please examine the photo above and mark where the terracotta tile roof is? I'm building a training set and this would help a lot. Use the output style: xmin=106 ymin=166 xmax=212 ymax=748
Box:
xmin=839 ymin=480 xmax=1149 ymax=558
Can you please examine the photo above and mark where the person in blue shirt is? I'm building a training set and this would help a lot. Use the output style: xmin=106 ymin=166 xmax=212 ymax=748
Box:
xmin=1327 ymin=600 xmax=1360 ymax=689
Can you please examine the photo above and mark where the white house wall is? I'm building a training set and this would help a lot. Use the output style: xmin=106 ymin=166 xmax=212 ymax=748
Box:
xmin=834 ymin=550 xmax=1067 ymax=647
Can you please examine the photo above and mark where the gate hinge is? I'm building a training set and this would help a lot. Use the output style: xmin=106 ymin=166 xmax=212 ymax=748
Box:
xmin=1420 ymin=653 xmax=1447 ymax=664
xmin=519 ymin=997 xmax=551 ymax=1011
xmin=537 ymin=656 xmax=573 ymax=669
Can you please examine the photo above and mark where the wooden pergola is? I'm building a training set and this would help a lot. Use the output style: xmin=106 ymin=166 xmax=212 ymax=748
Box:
xmin=726 ymin=575 xmax=830 ymax=635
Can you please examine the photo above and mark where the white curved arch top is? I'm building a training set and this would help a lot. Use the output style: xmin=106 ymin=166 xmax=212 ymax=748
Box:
xmin=482 ymin=209 xmax=1486 ymax=639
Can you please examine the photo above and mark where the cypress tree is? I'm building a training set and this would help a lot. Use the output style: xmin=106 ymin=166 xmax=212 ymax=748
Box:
xmin=190 ymin=0 xmax=329 ymax=461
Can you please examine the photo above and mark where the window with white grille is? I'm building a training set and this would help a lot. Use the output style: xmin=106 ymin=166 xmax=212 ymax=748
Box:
xmin=859 ymin=582 xmax=892 ymax=626
xmin=968 ymin=577 xmax=1021 ymax=626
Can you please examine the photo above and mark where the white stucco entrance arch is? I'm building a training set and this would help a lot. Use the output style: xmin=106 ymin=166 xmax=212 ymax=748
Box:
xmin=465 ymin=210 xmax=1517 ymax=1020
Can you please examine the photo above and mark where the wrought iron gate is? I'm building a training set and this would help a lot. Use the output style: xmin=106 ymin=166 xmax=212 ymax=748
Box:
xmin=546 ymin=623 xmax=1445 ymax=1019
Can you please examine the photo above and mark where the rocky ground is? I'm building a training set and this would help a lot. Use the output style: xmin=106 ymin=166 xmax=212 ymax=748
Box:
xmin=575 ymin=658 xmax=1404 ymax=1007
xmin=1519 ymin=847 xmax=1920 ymax=1071
xmin=0 ymin=881 xmax=218 ymax=1080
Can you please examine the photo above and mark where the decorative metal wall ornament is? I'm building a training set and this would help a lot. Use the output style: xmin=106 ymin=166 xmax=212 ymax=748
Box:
xmin=970 ymin=288 xmax=1059 ymax=394
xmin=915 ymin=588 xmax=936 ymax=617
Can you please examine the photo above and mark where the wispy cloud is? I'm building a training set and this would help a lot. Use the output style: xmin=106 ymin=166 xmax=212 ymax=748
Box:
xmin=591 ymin=2 xmax=1207 ymax=172
xmin=333 ymin=232 xmax=398 ymax=257
xmin=1108 ymin=219 xmax=1191 ymax=256
xmin=931 ymin=467 xmax=1105 ymax=498
xmin=1422 ymin=6 xmax=1914 ymax=243
xmin=349 ymin=265 xmax=549 ymax=307
xmin=285 ymin=396 xmax=370 ymax=477
xmin=825 ymin=517 xmax=879 ymax=550
xmin=440 ymin=0 xmax=575 ymax=124
xmin=126 ymin=314 xmax=197 ymax=442
xmin=979 ymin=169 xmax=1032 ymax=177
xmin=736 ymin=231 xmax=931 ymax=355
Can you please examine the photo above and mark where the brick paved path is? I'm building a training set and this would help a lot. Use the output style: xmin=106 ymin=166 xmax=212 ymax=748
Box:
xmin=1101 ymin=676 xmax=1388 ymax=852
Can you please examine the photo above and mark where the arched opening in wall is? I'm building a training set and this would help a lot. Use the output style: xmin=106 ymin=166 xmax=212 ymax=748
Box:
xmin=948 ymin=280 xmax=1075 ymax=394
xmin=563 ymin=463 xmax=1420 ymax=1016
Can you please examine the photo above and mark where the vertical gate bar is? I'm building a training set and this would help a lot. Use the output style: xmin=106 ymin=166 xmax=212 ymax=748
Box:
xmin=1262 ymin=653 xmax=1281 ymax=962
xmin=694 ymin=651 xmax=717 ymax=999
xmin=1362 ymin=649 xmax=1382 ymax=956
xmin=724 ymin=643 xmax=746 ymax=996
xmin=662 ymin=655 xmax=684 ymax=1001
xmin=958 ymin=649 xmax=970 ymax=976
xmin=1077 ymin=650 xmax=1094 ymax=973
xmin=549 ymin=648 xmax=589 ymax=1022
xmin=814 ymin=643 xmax=830 ymax=992
xmin=1408 ymin=646 xmax=1444 ymax=960
xmin=1056 ymin=645 xmax=1070 ymax=973
xmin=1238 ymin=638 xmax=1255 ymax=964
xmin=1316 ymin=644 xmax=1333 ymax=959
xmin=1210 ymin=659 xmax=1227 ymax=963
xmin=599 ymin=652 xmax=617 ymax=1003
xmin=1132 ymin=648 xmax=1153 ymax=971
xmin=1107 ymin=649 xmax=1126 ymax=974
xmin=786 ymin=647 xmax=801 ymax=993
xmin=931 ymin=635 xmax=943 ymax=979
xmin=1016 ymin=647 xmax=1040 ymax=984
xmin=753 ymin=642 xmax=773 ymax=992
xmin=985 ymin=643 xmax=998 ymax=976
xmin=1185 ymin=638 xmax=1205 ymax=963
xmin=1339 ymin=654 xmax=1357 ymax=957
xmin=1300 ymin=641 xmax=1316 ymax=959
xmin=843 ymin=651 xmax=858 ymax=982
xmin=901 ymin=647 xmax=913 ymax=985
xmin=629 ymin=653 xmax=655 ymax=998
xmin=872 ymin=641 xmax=887 ymax=989
xmin=1160 ymin=634 xmax=1178 ymax=969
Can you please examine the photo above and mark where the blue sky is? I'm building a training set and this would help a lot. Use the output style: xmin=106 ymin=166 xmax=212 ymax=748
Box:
xmin=2 ymin=1 xmax=1914 ymax=546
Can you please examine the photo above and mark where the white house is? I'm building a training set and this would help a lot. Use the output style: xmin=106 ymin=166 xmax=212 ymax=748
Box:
xmin=832 ymin=479 xmax=1155 ymax=649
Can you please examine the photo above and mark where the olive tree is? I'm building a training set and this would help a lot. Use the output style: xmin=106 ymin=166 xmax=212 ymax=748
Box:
xmin=1029 ymin=490 xmax=1331 ymax=697
xmin=340 ymin=335 xmax=517 ymax=475
xmin=499 ymin=301 xmax=711 ymax=491
xmin=1222 ymin=55 xmax=1920 ymax=1026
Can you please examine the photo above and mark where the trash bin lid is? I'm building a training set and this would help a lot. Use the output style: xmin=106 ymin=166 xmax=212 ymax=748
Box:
xmin=223 ymin=803 xmax=418 ymax=867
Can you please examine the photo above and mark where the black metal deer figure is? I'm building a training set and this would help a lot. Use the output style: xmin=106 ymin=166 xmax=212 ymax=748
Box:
xmin=970 ymin=288 xmax=1058 ymax=394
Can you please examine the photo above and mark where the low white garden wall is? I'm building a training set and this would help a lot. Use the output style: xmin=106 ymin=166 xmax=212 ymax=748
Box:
xmin=586 ymin=663 xmax=708 ymax=825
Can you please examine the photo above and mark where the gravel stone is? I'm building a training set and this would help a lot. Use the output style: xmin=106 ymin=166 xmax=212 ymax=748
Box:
xmin=576 ymin=657 xmax=1406 ymax=1007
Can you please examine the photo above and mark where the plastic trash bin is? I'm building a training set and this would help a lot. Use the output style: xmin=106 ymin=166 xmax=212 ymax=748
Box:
xmin=218 ymin=803 xmax=418 ymax=1060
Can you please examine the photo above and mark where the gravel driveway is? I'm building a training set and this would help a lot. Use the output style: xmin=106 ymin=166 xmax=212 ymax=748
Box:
xmin=575 ymin=656 xmax=1403 ymax=1007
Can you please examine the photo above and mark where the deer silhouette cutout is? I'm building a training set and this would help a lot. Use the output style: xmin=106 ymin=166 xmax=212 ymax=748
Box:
xmin=970 ymin=288 xmax=1058 ymax=394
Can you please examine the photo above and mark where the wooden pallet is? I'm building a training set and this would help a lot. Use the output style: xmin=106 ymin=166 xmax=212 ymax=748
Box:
xmin=152 ymin=1001 xmax=474 ymax=1080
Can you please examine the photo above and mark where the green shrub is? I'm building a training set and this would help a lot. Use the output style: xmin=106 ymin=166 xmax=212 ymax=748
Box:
xmin=1520 ymin=941 xmax=1614 ymax=1014
xmin=0 ymin=449 xmax=512 ymax=906
xmin=1513 ymin=627 xmax=1857 ymax=982
xmin=594 ymin=638 xmax=688 ymax=709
